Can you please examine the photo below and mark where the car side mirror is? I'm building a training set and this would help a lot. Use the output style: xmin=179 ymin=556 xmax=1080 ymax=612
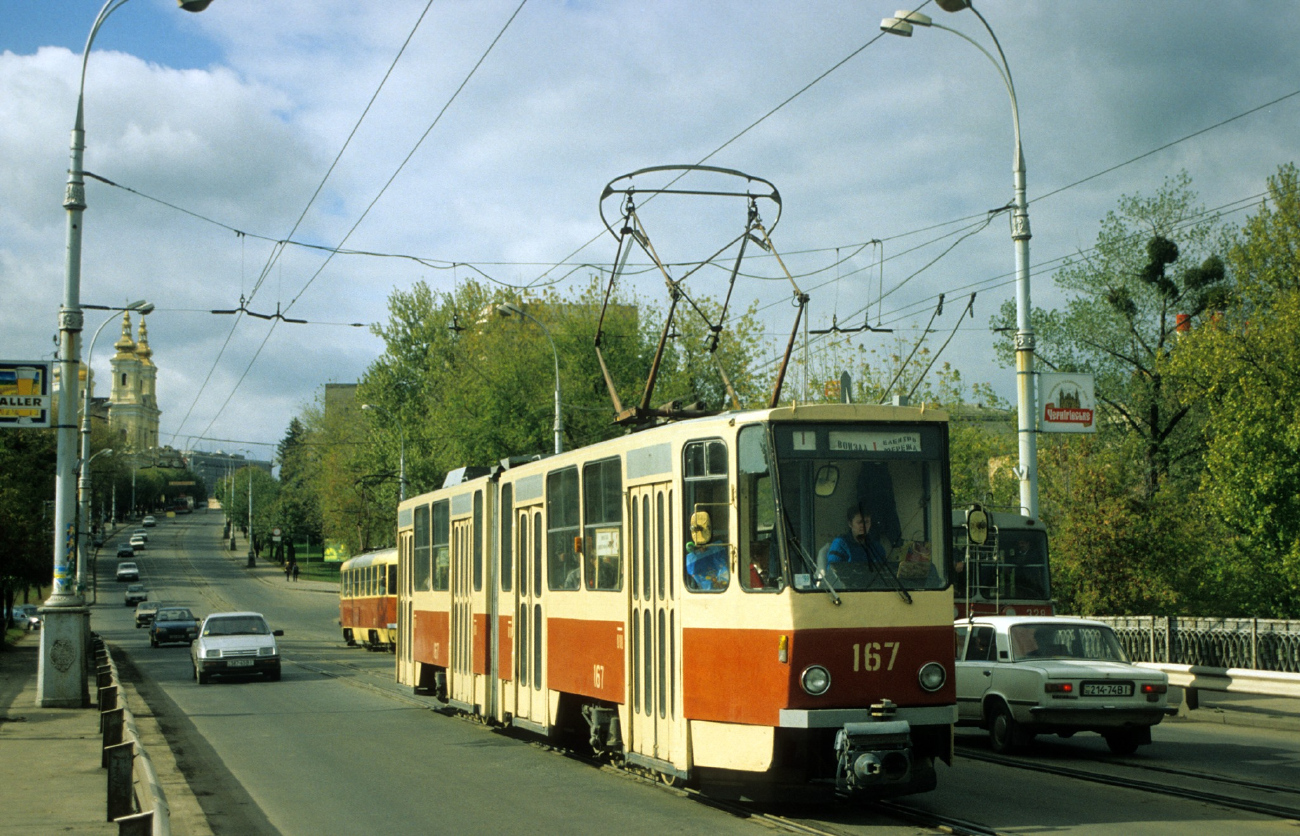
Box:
xmin=273 ymin=630 xmax=285 ymax=637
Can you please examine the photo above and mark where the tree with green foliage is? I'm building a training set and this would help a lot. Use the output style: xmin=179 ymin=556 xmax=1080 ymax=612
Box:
xmin=273 ymin=417 xmax=322 ymax=555
xmin=1169 ymin=164 xmax=1300 ymax=616
xmin=995 ymin=172 xmax=1229 ymax=499
xmin=0 ymin=429 xmax=56 ymax=648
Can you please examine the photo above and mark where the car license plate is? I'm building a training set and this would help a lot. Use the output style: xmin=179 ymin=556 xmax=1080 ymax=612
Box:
xmin=1082 ymin=681 xmax=1132 ymax=697
xmin=227 ymin=659 xmax=254 ymax=668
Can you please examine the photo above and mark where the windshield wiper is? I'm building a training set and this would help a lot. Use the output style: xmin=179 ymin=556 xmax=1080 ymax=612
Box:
xmin=782 ymin=511 xmax=840 ymax=605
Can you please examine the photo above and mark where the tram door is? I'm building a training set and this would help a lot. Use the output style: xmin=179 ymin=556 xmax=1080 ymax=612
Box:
xmin=513 ymin=506 xmax=548 ymax=728
xmin=628 ymin=482 xmax=679 ymax=766
xmin=450 ymin=517 xmax=475 ymax=708
xmin=398 ymin=529 xmax=415 ymax=684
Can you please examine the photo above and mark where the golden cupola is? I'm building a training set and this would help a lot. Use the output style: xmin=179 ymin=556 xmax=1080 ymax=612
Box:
xmin=113 ymin=311 xmax=137 ymax=359
xmin=136 ymin=317 xmax=154 ymax=367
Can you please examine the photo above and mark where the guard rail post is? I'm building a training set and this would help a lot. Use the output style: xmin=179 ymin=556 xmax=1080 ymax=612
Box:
xmin=101 ymin=707 xmax=124 ymax=767
xmin=106 ymin=740 xmax=134 ymax=821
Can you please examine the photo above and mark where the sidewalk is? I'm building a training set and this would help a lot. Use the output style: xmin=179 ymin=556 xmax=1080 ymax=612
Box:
xmin=0 ymin=636 xmax=114 ymax=835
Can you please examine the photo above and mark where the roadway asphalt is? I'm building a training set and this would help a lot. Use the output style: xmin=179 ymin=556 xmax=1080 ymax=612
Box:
xmin=3 ymin=561 xmax=1298 ymax=834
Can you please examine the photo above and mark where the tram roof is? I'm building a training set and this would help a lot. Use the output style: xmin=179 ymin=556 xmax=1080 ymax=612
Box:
xmin=339 ymin=548 xmax=398 ymax=571
xmin=401 ymin=401 xmax=951 ymax=508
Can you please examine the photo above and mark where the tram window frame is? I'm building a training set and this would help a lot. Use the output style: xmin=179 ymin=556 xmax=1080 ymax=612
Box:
xmin=432 ymin=500 xmax=450 ymax=591
xmin=582 ymin=457 xmax=623 ymax=592
xmin=738 ymin=425 xmax=783 ymax=593
xmin=546 ymin=466 xmax=581 ymax=591
xmin=500 ymin=484 xmax=513 ymax=592
xmin=413 ymin=504 xmax=432 ymax=592
xmin=473 ymin=490 xmax=484 ymax=592
xmin=682 ymin=438 xmax=731 ymax=594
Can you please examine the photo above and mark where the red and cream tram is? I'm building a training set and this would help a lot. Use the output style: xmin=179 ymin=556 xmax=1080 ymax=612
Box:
xmin=395 ymin=403 xmax=957 ymax=799
xmin=339 ymin=548 xmax=398 ymax=651
xmin=952 ymin=508 xmax=1053 ymax=617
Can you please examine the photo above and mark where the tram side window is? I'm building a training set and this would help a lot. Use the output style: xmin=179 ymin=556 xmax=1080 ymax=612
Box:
xmin=582 ymin=457 xmax=623 ymax=591
xmin=547 ymin=467 xmax=581 ymax=590
xmin=738 ymin=425 xmax=782 ymax=592
xmin=432 ymin=500 xmax=450 ymax=591
xmin=683 ymin=439 xmax=730 ymax=593
xmin=413 ymin=504 xmax=432 ymax=592
xmin=500 ymin=484 xmax=513 ymax=592
xmin=473 ymin=490 xmax=484 ymax=592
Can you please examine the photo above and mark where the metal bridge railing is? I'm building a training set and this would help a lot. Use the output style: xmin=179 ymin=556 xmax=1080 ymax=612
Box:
xmin=1089 ymin=616 xmax=1300 ymax=673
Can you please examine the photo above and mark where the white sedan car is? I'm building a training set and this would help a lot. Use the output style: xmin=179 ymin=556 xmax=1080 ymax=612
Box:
xmin=191 ymin=611 xmax=283 ymax=684
xmin=955 ymin=616 xmax=1175 ymax=755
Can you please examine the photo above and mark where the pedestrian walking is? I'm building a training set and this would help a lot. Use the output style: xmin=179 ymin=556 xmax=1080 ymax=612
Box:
xmin=284 ymin=562 xmax=292 ymax=581
xmin=292 ymin=562 xmax=301 ymax=582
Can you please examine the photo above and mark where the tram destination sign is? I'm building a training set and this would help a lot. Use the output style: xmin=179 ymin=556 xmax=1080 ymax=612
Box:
xmin=0 ymin=361 xmax=51 ymax=429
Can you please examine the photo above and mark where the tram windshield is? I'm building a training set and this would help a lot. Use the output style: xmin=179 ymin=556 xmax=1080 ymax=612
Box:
xmin=954 ymin=525 xmax=1050 ymax=604
xmin=738 ymin=422 xmax=950 ymax=594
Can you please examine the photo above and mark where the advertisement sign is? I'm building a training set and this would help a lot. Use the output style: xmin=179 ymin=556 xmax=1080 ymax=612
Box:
xmin=324 ymin=539 xmax=351 ymax=563
xmin=0 ymin=361 xmax=51 ymax=428
xmin=1040 ymin=372 xmax=1096 ymax=433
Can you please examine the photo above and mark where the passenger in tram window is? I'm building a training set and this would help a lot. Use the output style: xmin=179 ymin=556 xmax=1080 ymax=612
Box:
xmin=826 ymin=508 xmax=888 ymax=566
xmin=685 ymin=511 xmax=730 ymax=592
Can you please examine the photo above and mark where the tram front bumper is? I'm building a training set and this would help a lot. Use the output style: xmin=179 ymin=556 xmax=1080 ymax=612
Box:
xmin=779 ymin=705 xmax=955 ymax=795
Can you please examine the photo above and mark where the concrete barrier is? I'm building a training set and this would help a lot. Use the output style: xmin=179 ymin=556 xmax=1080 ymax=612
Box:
xmin=95 ymin=636 xmax=171 ymax=836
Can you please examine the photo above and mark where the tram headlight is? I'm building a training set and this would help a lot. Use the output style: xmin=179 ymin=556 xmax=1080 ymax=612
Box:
xmin=917 ymin=662 xmax=947 ymax=692
xmin=800 ymin=665 xmax=832 ymax=696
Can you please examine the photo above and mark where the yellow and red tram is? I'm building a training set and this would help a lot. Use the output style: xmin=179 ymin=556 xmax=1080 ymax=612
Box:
xmin=339 ymin=548 xmax=398 ymax=651
xmin=395 ymin=403 xmax=957 ymax=799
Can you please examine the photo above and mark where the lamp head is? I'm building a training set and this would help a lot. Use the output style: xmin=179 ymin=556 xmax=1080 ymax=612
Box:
xmin=361 ymin=404 xmax=375 ymax=412
xmin=935 ymin=0 xmax=971 ymax=11
xmin=496 ymin=302 xmax=524 ymax=318
xmin=178 ymin=0 xmax=214 ymax=11
xmin=880 ymin=17 xmax=913 ymax=36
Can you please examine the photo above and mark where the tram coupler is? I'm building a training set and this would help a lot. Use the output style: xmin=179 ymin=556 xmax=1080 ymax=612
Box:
xmin=834 ymin=720 xmax=913 ymax=793
xmin=581 ymin=705 xmax=622 ymax=754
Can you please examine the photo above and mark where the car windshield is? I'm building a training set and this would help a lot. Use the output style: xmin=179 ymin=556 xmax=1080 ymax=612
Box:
xmin=157 ymin=609 xmax=192 ymax=622
xmin=1010 ymin=622 xmax=1128 ymax=662
xmin=204 ymin=616 xmax=269 ymax=637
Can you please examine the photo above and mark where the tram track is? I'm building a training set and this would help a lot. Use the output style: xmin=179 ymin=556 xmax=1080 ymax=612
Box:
xmin=957 ymin=745 xmax=1300 ymax=822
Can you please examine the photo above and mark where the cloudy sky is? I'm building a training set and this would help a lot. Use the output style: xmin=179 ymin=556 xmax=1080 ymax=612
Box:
xmin=3 ymin=0 xmax=1297 ymax=461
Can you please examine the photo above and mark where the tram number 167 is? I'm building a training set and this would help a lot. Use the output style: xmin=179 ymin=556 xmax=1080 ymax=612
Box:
xmin=852 ymin=642 xmax=900 ymax=672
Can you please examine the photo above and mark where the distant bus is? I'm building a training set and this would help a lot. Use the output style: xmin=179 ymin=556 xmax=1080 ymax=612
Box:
xmin=339 ymin=548 xmax=398 ymax=651
xmin=953 ymin=508 xmax=1052 ymax=617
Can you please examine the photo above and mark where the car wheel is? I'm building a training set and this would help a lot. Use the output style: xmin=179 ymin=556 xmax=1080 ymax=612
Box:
xmin=151 ymin=637 xmax=158 ymax=648
xmin=267 ymin=668 xmax=281 ymax=682
xmin=989 ymin=702 xmax=1030 ymax=754
xmin=1104 ymin=730 xmax=1143 ymax=755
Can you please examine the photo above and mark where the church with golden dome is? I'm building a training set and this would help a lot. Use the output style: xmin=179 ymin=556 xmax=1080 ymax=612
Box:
xmin=104 ymin=310 xmax=161 ymax=451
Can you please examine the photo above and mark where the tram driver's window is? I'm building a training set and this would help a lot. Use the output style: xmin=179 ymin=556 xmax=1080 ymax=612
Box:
xmin=738 ymin=425 xmax=782 ymax=592
xmin=683 ymin=439 xmax=730 ymax=593
xmin=432 ymin=500 xmax=450 ymax=591
xmin=547 ymin=467 xmax=581 ymax=590
xmin=583 ymin=457 xmax=622 ymax=591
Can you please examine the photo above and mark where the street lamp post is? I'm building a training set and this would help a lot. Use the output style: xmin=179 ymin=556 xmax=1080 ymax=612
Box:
xmin=245 ymin=453 xmax=255 ymax=567
xmin=495 ymin=302 xmax=563 ymax=455
xmin=41 ymin=0 xmax=214 ymax=708
xmin=361 ymin=403 xmax=407 ymax=501
xmin=76 ymin=447 xmax=112 ymax=604
xmin=77 ymin=300 xmax=151 ymax=596
xmin=880 ymin=2 xmax=1039 ymax=518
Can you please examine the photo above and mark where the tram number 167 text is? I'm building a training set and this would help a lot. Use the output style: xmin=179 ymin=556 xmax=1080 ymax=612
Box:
xmin=852 ymin=642 xmax=900 ymax=672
